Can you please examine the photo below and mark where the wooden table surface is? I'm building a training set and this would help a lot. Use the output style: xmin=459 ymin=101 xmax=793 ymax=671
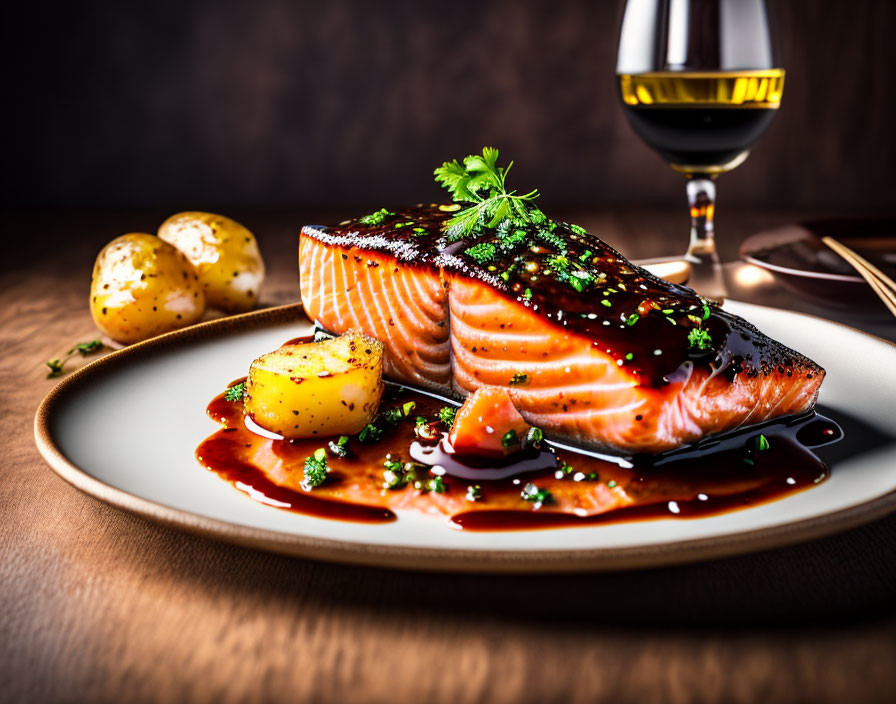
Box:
xmin=2 ymin=208 xmax=895 ymax=704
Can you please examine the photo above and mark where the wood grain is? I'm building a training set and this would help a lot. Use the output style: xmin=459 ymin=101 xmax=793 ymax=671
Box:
xmin=2 ymin=209 xmax=895 ymax=704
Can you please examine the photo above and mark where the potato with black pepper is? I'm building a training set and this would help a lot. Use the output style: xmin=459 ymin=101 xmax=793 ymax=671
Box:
xmin=245 ymin=331 xmax=384 ymax=438
xmin=158 ymin=211 xmax=264 ymax=313
xmin=90 ymin=233 xmax=206 ymax=344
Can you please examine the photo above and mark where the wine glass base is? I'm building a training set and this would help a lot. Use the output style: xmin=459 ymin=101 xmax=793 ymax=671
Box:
xmin=685 ymin=251 xmax=727 ymax=300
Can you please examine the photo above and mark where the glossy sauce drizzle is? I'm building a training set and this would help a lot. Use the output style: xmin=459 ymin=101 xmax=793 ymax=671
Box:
xmin=197 ymin=383 xmax=841 ymax=531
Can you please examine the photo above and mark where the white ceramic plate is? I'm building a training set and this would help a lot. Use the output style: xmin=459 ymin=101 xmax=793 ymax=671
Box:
xmin=35 ymin=302 xmax=896 ymax=573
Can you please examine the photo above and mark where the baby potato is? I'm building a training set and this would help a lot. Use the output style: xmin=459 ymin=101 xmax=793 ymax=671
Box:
xmin=158 ymin=211 xmax=264 ymax=313
xmin=90 ymin=233 xmax=206 ymax=344
xmin=245 ymin=331 xmax=384 ymax=438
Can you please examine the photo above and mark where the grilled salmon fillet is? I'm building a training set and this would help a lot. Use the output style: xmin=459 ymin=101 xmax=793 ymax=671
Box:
xmin=299 ymin=205 xmax=824 ymax=455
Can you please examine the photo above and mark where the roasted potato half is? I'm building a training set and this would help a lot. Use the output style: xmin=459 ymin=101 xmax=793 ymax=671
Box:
xmin=158 ymin=211 xmax=264 ymax=313
xmin=245 ymin=331 xmax=384 ymax=438
xmin=90 ymin=233 xmax=206 ymax=344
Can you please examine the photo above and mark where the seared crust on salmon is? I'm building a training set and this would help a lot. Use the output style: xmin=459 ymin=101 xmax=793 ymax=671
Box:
xmin=299 ymin=205 xmax=823 ymax=455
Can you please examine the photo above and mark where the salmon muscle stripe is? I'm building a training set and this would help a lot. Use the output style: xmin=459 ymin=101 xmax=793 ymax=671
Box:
xmin=298 ymin=205 xmax=823 ymax=455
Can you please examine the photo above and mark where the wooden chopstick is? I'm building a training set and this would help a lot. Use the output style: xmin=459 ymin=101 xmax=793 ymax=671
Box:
xmin=824 ymin=237 xmax=896 ymax=292
xmin=822 ymin=236 xmax=896 ymax=317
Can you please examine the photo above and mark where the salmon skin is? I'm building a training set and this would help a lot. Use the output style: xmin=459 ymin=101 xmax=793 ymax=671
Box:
xmin=299 ymin=205 xmax=824 ymax=455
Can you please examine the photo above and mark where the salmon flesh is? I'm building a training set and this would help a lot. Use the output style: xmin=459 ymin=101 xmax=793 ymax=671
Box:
xmin=299 ymin=205 xmax=824 ymax=455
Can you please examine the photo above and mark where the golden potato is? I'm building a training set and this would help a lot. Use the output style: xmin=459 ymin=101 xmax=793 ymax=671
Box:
xmin=245 ymin=331 xmax=384 ymax=438
xmin=158 ymin=211 xmax=264 ymax=313
xmin=90 ymin=233 xmax=206 ymax=344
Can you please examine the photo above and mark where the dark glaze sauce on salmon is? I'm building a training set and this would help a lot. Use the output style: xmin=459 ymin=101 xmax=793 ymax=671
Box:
xmin=197 ymin=381 xmax=841 ymax=531
xmin=304 ymin=205 xmax=819 ymax=388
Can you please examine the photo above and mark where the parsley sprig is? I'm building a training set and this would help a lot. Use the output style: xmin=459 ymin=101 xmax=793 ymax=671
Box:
xmin=434 ymin=147 xmax=543 ymax=240
xmin=46 ymin=340 xmax=104 ymax=378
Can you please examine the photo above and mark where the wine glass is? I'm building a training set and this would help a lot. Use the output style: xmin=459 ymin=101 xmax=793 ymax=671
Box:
xmin=616 ymin=0 xmax=784 ymax=297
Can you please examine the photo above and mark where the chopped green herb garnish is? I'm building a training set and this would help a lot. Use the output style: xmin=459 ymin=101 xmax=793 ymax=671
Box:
xmin=438 ymin=406 xmax=457 ymax=427
xmin=358 ymin=423 xmax=384 ymax=443
xmin=427 ymin=476 xmax=447 ymax=494
xmin=525 ymin=427 xmax=544 ymax=448
xmin=545 ymin=254 xmax=570 ymax=274
xmin=383 ymin=459 xmax=424 ymax=490
xmin=382 ymin=459 xmax=405 ymax=489
xmin=501 ymin=429 xmax=519 ymax=448
xmin=546 ymin=252 xmax=590 ymax=290
xmin=569 ymin=223 xmax=587 ymax=236
xmin=523 ymin=288 xmax=533 ymax=301
xmin=607 ymin=480 xmax=618 ymax=489
xmin=756 ymin=434 xmax=770 ymax=452
xmin=625 ymin=313 xmax=640 ymax=326
xmin=702 ymin=303 xmax=712 ymax=320
xmin=45 ymin=359 xmax=63 ymax=376
xmin=521 ymin=482 xmax=553 ymax=508
xmin=402 ymin=401 xmax=416 ymax=417
xmin=601 ymin=299 xmax=612 ymax=308
xmin=224 ymin=382 xmax=247 ymax=402
xmin=661 ymin=308 xmax=675 ymax=315
xmin=358 ymin=208 xmax=394 ymax=226
xmin=529 ymin=208 xmax=548 ymax=225
xmin=625 ymin=352 xmax=634 ymax=361
xmin=302 ymin=450 xmax=329 ymax=489
xmin=498 ymin=228 xmax=529 ymax=252
xmin=535 ymin=228 xmax=567 ymax=252
xmin=509 ymin=372 xmax=528 ymax=386
xmin=381 ymin=408 xmax=403 ymax=425
xmin=687 ymin=328 xmax=713 ymax=351
xmin=465 ymin=242 xmax=497 ymax=263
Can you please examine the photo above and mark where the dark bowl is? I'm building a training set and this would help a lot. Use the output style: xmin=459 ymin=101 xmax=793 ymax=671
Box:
xmin=739 ymin=219 xmax=896 ymax=312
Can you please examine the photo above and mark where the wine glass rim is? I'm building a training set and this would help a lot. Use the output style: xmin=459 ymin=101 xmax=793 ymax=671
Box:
xmin=616 ymin=69 xmax=785 ymax=76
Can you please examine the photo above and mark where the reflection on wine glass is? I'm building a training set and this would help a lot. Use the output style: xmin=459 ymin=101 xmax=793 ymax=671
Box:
xmin=616 ymin=0 xmax=784 ymax=297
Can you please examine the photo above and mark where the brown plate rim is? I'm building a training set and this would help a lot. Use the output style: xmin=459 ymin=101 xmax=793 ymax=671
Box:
xmin=34 ymin=303 xmax=896 ymax=574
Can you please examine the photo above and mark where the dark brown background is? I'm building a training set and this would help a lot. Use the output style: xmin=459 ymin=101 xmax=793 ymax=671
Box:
xmin=3 ymin=0 xmax=895 ymax=213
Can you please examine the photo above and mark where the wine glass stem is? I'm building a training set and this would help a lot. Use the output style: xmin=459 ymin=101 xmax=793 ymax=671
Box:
xmin=685 ymin=176 xmax=726 ymax=298
xmin=686 ymin=176 xmax=716 ymax=261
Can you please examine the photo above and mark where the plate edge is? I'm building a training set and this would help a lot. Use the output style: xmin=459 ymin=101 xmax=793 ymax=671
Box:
xmin=34 ymin=303 xmax=896 ymax=574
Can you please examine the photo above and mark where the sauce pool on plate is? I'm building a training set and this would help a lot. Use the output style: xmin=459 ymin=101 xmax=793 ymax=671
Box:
xmin=196 ymin=381 xmax=842 ymax=531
